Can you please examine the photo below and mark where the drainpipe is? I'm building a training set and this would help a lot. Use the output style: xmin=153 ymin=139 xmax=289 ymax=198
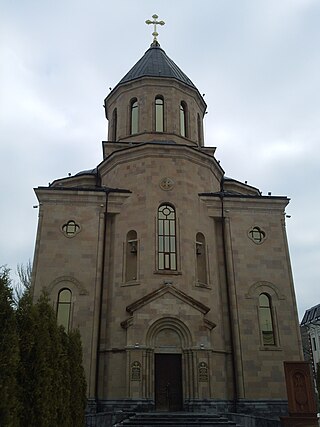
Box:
xmin=94 ymin=186 xmax=109 ymax=405
xmin=219 ymin=177 xmax=238 ymax=413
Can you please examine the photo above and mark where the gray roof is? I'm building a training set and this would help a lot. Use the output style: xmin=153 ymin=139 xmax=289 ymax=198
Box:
xmin=301 ymin=304 xmax=320 ymax=325
xmin=118 ymin=42 xmax=196 ymax=89
xmin=75 ymin=167 xmax=97 ymax=176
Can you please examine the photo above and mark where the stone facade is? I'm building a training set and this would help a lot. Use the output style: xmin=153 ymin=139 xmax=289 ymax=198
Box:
xmin=31 ymin=41 xmax=303 ymax=420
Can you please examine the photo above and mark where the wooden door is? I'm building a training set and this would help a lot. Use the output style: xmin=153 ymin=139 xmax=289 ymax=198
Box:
xmin=155 ymin=354 xmax=182 ymax=411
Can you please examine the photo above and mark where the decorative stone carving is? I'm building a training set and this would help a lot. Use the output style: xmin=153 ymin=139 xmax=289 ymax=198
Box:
xmin=198 ymin=362 xmax=208 ymax=382
xmin=131 ymin=361 xmax=141 ymax=381
xmin=280 ymin=361 xmax=318 ymax=426
xmin=159 ymin=177 xmax=174 ymax=191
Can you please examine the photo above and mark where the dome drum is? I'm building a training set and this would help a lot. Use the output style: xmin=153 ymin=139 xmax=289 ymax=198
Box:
xmin=105 ymin=77 xmax=206 ymax=146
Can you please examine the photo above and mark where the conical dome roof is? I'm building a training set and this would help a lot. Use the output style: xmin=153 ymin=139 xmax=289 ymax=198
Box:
xmin=117 ymin=42 xmax=196 ymax=89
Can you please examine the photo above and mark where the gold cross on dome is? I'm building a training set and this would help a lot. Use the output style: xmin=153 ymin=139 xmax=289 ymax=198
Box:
xmin=145 ymin=14 xmax=165 ymax=43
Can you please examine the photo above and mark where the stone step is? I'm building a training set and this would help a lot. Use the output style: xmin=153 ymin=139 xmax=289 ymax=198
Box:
xmin=132 ymin=413 xmax=223 ymax=418
xmin=115 ymin=412 xmax=239 ymax=426
xmin=121 ymin=423 xmax=237 ymax=426
xmin=121 ymin=418 xmax=233 ymax=423
xmin=118 ymin=422 xmax=239 ymax=426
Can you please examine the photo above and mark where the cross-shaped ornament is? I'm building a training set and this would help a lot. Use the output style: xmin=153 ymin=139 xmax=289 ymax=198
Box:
xmin=145 ymin=14 xmax=165 ymax=43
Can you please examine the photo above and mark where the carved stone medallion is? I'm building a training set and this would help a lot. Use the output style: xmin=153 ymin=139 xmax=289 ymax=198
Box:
xmin=159 ymin=177 xmax=174 ymax=191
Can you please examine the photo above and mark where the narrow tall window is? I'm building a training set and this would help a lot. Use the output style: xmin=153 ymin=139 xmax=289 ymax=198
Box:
xmin=155 ymin=96 xmax=164 ymax=132
xmin=130 ymin=99 xmax=138 ymax=135
xmin=196 ymin=232 xmax=207 ymax=284
xmin=259 ymin=293 xmax=275 ymax=346
xmin=125 ymin=230 xmax=138 ymax=282
xmin=158 ymin=204 xmax=177 ymax=270
xmin=180 ymin=102 xmax=187 ymax=137
xmin=112 ymin=108 xmax=117 ymax=141
xmin=197 ymin=113 xmax=202 ymax=145
xmin=57 ymin=288 xmax=72 ymax=332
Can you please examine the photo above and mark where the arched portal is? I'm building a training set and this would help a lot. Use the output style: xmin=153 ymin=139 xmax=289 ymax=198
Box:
xmin=146 ymin=317 xmax=192 ymax=411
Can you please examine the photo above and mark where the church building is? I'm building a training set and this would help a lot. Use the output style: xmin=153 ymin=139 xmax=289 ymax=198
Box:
xmin=31 ymin=16 xmax=303 ymax=422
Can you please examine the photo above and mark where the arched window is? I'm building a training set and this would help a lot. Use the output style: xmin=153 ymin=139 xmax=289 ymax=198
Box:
xmin=158 ymin=204 xmax=177 ymax=270
xmin=196 ymin=232 xmax=207 ymax=284
xmin=57 ymin=288 xmax=72 ymax=332
xmin=180 ymin=101 xmax=187 ymax=137
xmin=125 ymin=230 xmax=138 ymax=282
xmin=259 ymin=293 xmax=275 ymax=345
xmin=112 ymin=108 xmax=117 ymax=141
xmin=130 ymin=98 xmax=138 ymax=135
xmin=155 ymin=96 xmax=164 ymax=132
xmin=197 ymin=113 xmax=202 ymax=145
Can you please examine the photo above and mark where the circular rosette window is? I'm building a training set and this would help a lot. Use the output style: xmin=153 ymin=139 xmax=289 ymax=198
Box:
xmin=248 ymin=226 xmax=266 ymax=244
xmin=61 ymin=220 xmax=81 ymax=238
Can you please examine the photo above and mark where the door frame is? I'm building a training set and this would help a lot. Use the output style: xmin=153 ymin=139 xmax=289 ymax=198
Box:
xmin=154 ymin=353 xmax=183 ymax=411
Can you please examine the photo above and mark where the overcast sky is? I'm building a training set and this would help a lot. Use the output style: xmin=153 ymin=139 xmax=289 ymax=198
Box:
xmin=1 ymin=0 xmax=319 ymax=320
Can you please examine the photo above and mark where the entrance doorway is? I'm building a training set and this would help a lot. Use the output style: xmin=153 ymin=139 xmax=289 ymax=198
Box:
xmin=155 ymin=354 xmax=183 ymax=411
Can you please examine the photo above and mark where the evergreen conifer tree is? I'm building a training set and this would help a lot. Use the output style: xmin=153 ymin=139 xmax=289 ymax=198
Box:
xmin=32 ymin=292 xmax=61 ymax=426
xmin=0 ymin=267 xmax=19 ymax=427
xmin=56 ymin=326 xmax=72 ymax=425
xmin=14 ymin=272 xmax=87 ymax=427
xmin=16 ymin=287 xmax=38 ymax=426
xmin=68 ymin=329 xmax=87 ymax=427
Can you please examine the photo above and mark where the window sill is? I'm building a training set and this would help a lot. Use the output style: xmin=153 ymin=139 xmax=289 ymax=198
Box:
xmin=195 ymin=281 xmax=211 ymax=289
xmin=259 ymin=345 xmax=282 ymax=351
xmin=121 ymin=280 xmax=140 ymax=287
xmin=154 ymin=270 xmax=182 ymax=275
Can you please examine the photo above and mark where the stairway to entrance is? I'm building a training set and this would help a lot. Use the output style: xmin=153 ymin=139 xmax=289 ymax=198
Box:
xmin=115 ymin=412 xmax=241 ymax=426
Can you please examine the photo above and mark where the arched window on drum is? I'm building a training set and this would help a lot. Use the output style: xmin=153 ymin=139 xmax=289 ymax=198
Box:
xmin=180 ymin=101 xmax=188 ymax=137
xmin=130 ymin=98 xmax=139 ymax=135
xmin=155 ymin=96 xmax=164 ymax=132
